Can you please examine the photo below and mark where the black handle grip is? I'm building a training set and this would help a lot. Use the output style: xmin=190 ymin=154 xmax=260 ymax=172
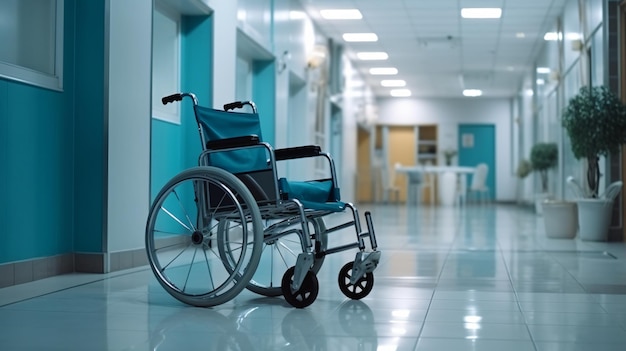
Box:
xmin=224 ymin=101 xmax=245 ymax=111
xmin=162 ymin=93 xmax=182 ymax=105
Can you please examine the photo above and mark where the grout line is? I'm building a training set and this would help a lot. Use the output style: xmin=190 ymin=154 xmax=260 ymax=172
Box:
xmin=0 ymin=266 xmax=151 ymax=308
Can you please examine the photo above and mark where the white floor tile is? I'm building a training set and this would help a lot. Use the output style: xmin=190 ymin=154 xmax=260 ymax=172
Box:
xmin=2 ymin=204 xmax=626 ymax=350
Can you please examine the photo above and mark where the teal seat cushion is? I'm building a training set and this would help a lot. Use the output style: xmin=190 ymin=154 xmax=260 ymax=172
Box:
xmin=279 ymin=178 xmax=345 ymax=212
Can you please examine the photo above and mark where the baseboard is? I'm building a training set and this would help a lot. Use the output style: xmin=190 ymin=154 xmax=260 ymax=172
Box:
xmin=0 ymin=253 xmax=74 ymax=288
xmin=0 ymin=248 xmax=150 ymax=289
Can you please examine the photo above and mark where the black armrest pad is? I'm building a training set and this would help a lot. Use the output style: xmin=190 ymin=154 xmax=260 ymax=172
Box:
xmin=206 ymin=135 xmax=260 ymax=150
xmin=275 ymin=145 xmax=322 ymax=160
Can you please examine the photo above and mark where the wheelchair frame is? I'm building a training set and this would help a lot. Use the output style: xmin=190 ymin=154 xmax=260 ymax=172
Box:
xmin=145 ymin=92 xmax=380 ymax=308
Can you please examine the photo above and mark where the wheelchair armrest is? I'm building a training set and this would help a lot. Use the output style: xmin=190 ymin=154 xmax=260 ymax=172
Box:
xmin=206 ymin=135 xmax=260 ymax=150
xmin=275 ymin=145 xmax=322 ymax=160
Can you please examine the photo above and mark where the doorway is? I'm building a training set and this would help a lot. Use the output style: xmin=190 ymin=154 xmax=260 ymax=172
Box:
xmin=458 ymin=124 xmax=496 ymax=200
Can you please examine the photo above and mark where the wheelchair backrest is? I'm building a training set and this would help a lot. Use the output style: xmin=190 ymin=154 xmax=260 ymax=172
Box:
xmin=193 ymin=104 xmax=278 ymax=205
xmin=194 ymin=105 xmax=268 ymax=173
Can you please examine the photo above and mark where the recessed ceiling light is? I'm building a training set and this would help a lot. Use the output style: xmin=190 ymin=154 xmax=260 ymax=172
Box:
xmin=342 ymin=33 xmax=378 ymax=42
xmin=537 ymin=79 xmax=545 ymax=85
xmin=320 ymin=9 xmax=362 ymax=20
xmin=381 ymin=80 xmax=406 ymax=87
xmin=390 ymin=89 xmax=411 ymax=97
xmin=463 ymin=89 xmax=482 ymax=97
xmin=369 ymin=67 xmax=398 ymax=75
xmin=356 ymin=52 xmax=388 ymax=60
xmin=461 ymin=8 xmax=502 ymax=19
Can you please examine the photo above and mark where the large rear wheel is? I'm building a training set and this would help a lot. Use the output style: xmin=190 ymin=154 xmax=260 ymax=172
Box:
xmin=145 ymin=166 xmax=263 ymax=307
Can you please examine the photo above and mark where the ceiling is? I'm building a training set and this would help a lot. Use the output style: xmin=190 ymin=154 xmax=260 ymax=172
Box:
xmin=298 ymin=0 xmax=568 ymax=98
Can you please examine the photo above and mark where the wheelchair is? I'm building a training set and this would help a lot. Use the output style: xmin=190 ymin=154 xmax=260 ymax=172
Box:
xmin=145 ymin=92 xmax=380 ymax=308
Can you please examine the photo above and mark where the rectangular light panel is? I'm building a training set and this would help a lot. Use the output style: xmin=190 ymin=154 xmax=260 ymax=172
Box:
xmin=357 ymin=52 xmax=388 ymax=60
xmin=461 ymin=8 xmax=502 ymax=19
xmin=342 ymin=33 xmax=378 ymax=42
xmin=320 ymin=9 xmax=362 ymax=20
xmin=369 ymin=67 xmax=398 ymax=75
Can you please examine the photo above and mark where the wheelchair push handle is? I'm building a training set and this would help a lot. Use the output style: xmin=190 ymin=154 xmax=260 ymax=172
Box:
xmin=224 ymin=101 xmax=257 ymax=113
xmin=161 ymin=92 xmax=198 ymax=106
xmin=161 ymin=93 xmax=182 ymax=105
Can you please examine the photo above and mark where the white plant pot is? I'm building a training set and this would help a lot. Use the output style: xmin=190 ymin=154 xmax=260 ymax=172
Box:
xmin=576 ymin=198 xmax=614 ymax=241
xmin=542 ymin=201 xmax=578 ymax=239
xmin=534 ymin=193 xmax=552 ymax=215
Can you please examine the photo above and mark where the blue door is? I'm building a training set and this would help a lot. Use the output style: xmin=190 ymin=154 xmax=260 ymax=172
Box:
xmin=458 ymin=124 xmax=496 ymax=200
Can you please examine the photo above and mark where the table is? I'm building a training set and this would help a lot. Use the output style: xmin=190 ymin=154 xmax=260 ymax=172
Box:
xmin=395 ymin=165 xmax=476 ymax=206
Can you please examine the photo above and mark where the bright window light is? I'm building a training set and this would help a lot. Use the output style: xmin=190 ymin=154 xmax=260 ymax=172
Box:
xmin=289 ymin=11 xmax=306 ymax=20
xmin=390 ymin=89 xmax=411 ymax=97
xmin=320 ymin=9 xmax=362 ymax=20
xmin=463 ymin=89 xmax=482 ymax=97
xmin=566 ymin=32 xmax=582 ymax=40
xmin=536 ymin=67 xmax=551 ymax=74
xmin=356 ymin=52 xmax=388 ymax=60
xmin=461 ymin=8 xmax=502 ymax=19
xmin=369 ymin=67 xmax=398 ymax=75
xmin=537 ymin=79 xmax=545 ymax=85
xmin=342 ymin=33 xmax=378 ymax=42
xmin=544 ymin=32 xmax=562 ymax=41
xmin=381 ymin=79 xmax=406 ymax=87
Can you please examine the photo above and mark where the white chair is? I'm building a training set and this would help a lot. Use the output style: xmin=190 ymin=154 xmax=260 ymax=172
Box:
xmin=456 ymin=173 xmax=468 ymax=206
xmin=381 ymin=163 xmax=400 ymax=203
xmin=467 ymin=163 xmax=490 ymax=203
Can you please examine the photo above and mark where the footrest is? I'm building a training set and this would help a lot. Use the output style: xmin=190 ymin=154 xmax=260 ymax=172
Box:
xmin=290 ymin=253 xmax=314 ymax=291
xmin=351 ymin=251 xmax=381 ymax=284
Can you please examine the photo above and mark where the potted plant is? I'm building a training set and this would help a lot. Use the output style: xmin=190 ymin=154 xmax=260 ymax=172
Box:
xmin=515 ymin=159 xmax=532 ymax=205
xmin=530 ymin=143 xmax=558 ymax=214
xmin=443 ymin=149 xmax=457 ymax=166
xmin=562 ymin=85 xmax=626 ymax=241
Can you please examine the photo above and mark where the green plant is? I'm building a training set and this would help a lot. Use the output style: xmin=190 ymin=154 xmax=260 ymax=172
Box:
xmin=443 ymin=149 xmax=457 ymax=165
xmin=516 ymin=159 xmax=532 ymax=179
xmin=562 ymin=86 xmax=626 ymax=197
xmin=530 ymin=143 xmax=558 ymax=193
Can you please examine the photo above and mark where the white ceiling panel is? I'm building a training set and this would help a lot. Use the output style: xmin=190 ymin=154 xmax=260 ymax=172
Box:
xmin=298 ymin=0 xmax=568 ymax=98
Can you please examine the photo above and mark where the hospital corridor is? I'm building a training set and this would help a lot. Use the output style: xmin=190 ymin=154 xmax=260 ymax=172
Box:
xmin=3 ymin=0 xmax=626 ymax=350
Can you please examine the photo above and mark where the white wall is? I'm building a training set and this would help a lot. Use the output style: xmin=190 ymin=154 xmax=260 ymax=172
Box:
xmin=207 ymin=0 xmax=238 ymax=107
xmin=377 ymin=97 xmax=515 ymax=201
xmin=106 ymin=1 xmax=152 ymax=255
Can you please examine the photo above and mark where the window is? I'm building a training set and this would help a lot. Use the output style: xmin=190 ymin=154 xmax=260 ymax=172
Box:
xmin=152 ymin=4 xmax=181 ymax=124
xmin=0 ymin=0 xmax=64 ymax=91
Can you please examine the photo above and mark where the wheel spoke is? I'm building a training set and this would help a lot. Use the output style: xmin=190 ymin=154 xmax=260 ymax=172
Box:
xmin=202 ymin=247 xmax=215 ymax=292
xmin=172 ymin=188 xmax=196 ymax=232
xmin=161 ymin=205 xmax=193 ymax=232
xmin=182 ymin=248 xmax=198 ymax=292
xmin=160 ymin=242 xmax=193 ymax=271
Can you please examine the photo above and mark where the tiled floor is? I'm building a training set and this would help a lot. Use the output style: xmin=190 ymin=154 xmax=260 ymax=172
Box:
xmin=2 ymin=203 xmax=626 ymax=350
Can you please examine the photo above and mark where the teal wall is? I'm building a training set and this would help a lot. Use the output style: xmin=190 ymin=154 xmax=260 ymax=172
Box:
xmin=252 ymin=60 xmax=276 ymax=145
xmin=151 ymin=15 xmax=213 ymax=200
xmin=74 ymin=0 xmax=106 ymax=254
xmin=0 ymin=1 xmax=77 ymax=263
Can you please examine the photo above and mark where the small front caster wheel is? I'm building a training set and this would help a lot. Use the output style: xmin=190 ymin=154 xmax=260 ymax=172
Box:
xmin=281 ymin=266 xmax=319 ymax=308
xmin=338 ymin=261 xmax=374 ymax=300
